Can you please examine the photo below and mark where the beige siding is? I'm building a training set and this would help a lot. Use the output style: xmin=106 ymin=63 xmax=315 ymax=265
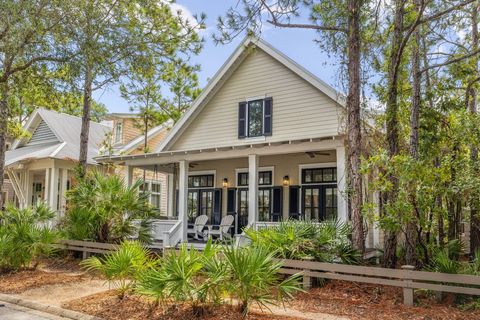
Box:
xmin=171 ymin=48 xmax=344 ymax=151
xmin=130 ymin=128 xmax=170 ymax=155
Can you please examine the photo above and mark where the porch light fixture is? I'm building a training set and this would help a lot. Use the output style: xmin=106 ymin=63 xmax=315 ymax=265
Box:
xmin=222 ymin=178 xmax=229 ymax=188
xmin=283 ymin=175 xmax=290 ymax=187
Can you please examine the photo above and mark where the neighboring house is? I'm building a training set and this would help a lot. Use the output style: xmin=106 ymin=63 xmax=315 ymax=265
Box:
xmin=4 ymin=109 xmax=111 ymax=214
xmin=97 ymin=37 xmax=378 ymax=248
xmin=2 ymin=138 xmax=16 ymax=208
xmin=104 ymin=114 xmax=172 ymax=217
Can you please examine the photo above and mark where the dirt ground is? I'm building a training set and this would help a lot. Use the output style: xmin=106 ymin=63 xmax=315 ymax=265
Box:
xmin=64 ymin=290 xmax=303 ymax=320
xmin=290 ymin=280 xmax=480 ymax=320
xmin=1 ymin=258 xmax=480 ymax=320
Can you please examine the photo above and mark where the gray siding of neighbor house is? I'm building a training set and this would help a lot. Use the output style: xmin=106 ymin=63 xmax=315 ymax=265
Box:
xmin=170 ymin=48 xmax=344 ymax=151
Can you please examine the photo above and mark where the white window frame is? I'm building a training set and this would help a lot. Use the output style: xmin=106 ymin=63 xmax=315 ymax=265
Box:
xmin=298 ymin=163 xmax=337 ymax=186
xmin=188 ymin=170 xmax=216 ymax=189
xmin=114 ymin=121 xmax=123 ymax=144
xmin=245 ymin=96 xmax=266 ymax=139
xmin=143 ymin=180 xmax=162 ymax=212
xmin=235 ymin=166 xmax=275 ymax=188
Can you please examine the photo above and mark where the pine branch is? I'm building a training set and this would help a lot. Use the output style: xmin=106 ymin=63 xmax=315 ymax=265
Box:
xmin=420 ymin=48 xmax=480 ymax=73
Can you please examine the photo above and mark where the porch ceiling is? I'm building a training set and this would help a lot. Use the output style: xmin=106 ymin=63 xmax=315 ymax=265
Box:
xmin=96 ymin=135 xmax=344 ymax=167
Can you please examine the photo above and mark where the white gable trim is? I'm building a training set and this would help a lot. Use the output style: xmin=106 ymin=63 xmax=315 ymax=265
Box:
xmin=155 ymin=37 xmax=346 ymax=153
xmin=11 ymin=109 xmax=63 ymax=150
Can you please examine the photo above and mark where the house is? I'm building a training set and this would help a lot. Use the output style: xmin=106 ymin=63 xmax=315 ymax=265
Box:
xmin=97 ymin=37 xmax=378 ymax=248
xmin=4 ymin=109 xmax=111 ymax=214
xmin=104 ymin=113 xmax=172 ymax=217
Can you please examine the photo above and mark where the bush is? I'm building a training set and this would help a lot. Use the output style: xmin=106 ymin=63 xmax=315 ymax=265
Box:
xmin=135 ymin=241 xmax=302 ymax=317
xmin=245 ymin=220 xmax=361 ymax=264
xmin=0 ymin=203 xmax=59 ymax=272
xmin=63 ymin=170 xmax=157 ymax=243
xmin=81 ymin=241 xmax=155 ymax=298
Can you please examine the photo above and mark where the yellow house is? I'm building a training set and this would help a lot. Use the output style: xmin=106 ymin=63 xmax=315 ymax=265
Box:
xmin=98 ymin=37 xmax=377 ymax=248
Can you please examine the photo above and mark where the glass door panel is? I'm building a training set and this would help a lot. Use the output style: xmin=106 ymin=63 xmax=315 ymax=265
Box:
xmin=237 ymin=189 xmax=249 ymax=233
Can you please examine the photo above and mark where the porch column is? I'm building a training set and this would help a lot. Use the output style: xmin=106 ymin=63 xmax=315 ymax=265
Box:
xmin=49 ymin=168 xmax=59 ymax=211
xmin=44 ymin=169 xmax=50 ymax=205
xmin=336 ymin=146 xmax=348 ymax=223
xmin=167 ymin=173 xmax=175 ymax=217
xmin=25 ymin=171 xmax=33 ymax=208
xmin=126 ymin=165 xmax=134 ymax=187
xmin=248 ymin=154 xmax=258 ymax=226
xmin=178 ymin=160 xmax=189 ymax=241
xmin=60 ymin=169 xmax=69 ymax=212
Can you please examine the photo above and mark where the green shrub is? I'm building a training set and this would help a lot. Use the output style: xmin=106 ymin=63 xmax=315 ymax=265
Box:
xmin=0 ymin=203 xmax=59 ymax=272
xmin=222 ymin=245 xmax=303 ymax=316
xmin=81 ymin=241 xmax=155 ymax=297
xmin=245 ymin=220 xmax=361 ymax=264
xmin=63 ymin=170 xmax=157 ymax=243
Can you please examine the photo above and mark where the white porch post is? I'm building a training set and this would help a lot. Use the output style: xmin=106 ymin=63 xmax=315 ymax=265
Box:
xmin=49 ymin=168 xmax=59 ymax=211
xmin=248 ymin=154 xmax=258 ymax=226
xmin=336 ymin=146 xmax=348 ymax=223
xmin=44 ymin=169 xmax=50 ymax=205
xmin=25 ymin=171 xmax=33 ymax=208
xmin=60 ymin=169 xmax=69 ymax=211
xmin=178 ymin=160 xmax=189 ymax=241
xmin=167 ymin=173 xmax=175 ymax=217
xmin=126 ymin=165 xmax=134 ymax=187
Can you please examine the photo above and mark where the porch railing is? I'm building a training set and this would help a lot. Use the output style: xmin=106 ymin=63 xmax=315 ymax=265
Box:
xmin=163 ymin=220 xmax=182 ymax=247
xmin=151 ymin=220 xmax=178 ymax=242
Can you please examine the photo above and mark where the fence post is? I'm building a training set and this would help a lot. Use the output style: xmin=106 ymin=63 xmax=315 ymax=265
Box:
xmin=303 ymin=269 xmax=311 ymax=290
xmin=401 ymin=265 xmax=415 ymax=306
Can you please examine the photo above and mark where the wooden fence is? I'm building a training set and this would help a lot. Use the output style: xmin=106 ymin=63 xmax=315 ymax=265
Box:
xmin=57 ymin=240 xmax=480 ymax=306
xmin=278 ymin=259 xmax=480 ymax=306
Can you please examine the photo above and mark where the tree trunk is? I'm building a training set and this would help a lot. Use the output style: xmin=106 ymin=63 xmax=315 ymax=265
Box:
xmin=469 ymin=1 xmax=480 ymax=256
xmin=346 ymin=0 xmax=365 ymax=253
xmin=0 ymin=81 xmax=8 ymax=209
xmin=406 ymin=13 xmax=422 ymax=266
xmin=78 ymin=63 xmax=93 ymax=177
xmin=383 ymin=0 xmax=405 ymax=268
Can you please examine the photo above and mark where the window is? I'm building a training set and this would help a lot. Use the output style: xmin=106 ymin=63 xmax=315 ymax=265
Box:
xmin=140 ymin=182 xmax=162 ymax=211
xmin=302 ymin=168 xmax=337 ymax=184
xmin=237 ymin=171 xmax=272 ymax=187
xmin=238 ymin=97 xmax=272 ymax=138
xmin=188 ymin=174 xmax=214 ymax=188
xmin=114 ymin=122 xmax=123 ymax=144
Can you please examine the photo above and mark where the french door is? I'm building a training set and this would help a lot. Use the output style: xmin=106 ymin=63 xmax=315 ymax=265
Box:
xmin=237 ymin=189 xmax=249 ymax=233
xmin=188 ymin=189 xmax=214 ymax=223
xmin=302 ymin=185 xmax=337 ymax=221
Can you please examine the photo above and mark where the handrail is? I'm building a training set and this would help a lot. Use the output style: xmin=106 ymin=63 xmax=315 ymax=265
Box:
xmin=163 ymin=219 xmax=182 ymax=247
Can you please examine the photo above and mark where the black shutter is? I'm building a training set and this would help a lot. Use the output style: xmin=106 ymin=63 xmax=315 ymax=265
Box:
xmin=263 ymin=97 xmax=272 ymax=136
xmin=227 ymin=188 xmax=236 ymax=214
xmin=213 ymin=188 xmax=222 ymax=225
xmin=272 ymin=187 xmax=283 ymax=222
xmin=289 ymin=186 xmax=300 ymax=220
xmin=238 ymin=102 xmax=247 ymax=139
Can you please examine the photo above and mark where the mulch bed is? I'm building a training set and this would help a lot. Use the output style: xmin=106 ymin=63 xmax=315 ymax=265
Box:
xmin=64 ymin=290 xmax=301 ymax=320
xmin=0 ymin=257 xmax=87 ymax=294
xmin=290 ymin=280 xmax=480 ymax=320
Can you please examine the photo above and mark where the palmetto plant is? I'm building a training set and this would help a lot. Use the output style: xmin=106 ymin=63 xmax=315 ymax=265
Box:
xmin=64 ymin=170 xmax=157 ymax=243
xmin=81 ymin=241 xmax=155 ymax=298
xmin=245 ymin=220 xmax=361 ymax=264
xmin=222 ymin=245 xmax=302 ymax=316
xmin=0 ymin=203 xmax=59 ymax=272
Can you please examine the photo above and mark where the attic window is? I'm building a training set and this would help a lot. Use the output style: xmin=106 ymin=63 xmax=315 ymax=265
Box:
xmin=238 ymin=97 xmax=272 ymax=139
xmin=115 ymin=122 xmax=123 ymax=144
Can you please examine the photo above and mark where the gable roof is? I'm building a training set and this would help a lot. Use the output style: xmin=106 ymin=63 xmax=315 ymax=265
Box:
xmin=155 ymin=37 xmax=346 ymax=153
xmin=114 ymin=120 xmax=172 ymax=155
xmin=7 ymin=108 xmax=111 ymax=167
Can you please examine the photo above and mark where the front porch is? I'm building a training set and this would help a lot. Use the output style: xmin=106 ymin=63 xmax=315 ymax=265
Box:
xmin=122 ymin=138 xmax=350 ymax=248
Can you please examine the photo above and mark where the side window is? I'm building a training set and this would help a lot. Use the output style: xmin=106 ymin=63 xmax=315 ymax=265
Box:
xmin=114 ymin=122 xmax=123 ymax=144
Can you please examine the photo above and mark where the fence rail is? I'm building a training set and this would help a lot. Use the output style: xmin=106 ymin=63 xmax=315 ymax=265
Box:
xmin=277 ymin=258 xmax=480 ymax=306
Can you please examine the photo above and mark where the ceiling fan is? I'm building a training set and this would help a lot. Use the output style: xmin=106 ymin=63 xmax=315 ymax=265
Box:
xmin=189 ymin=162 xmax=199 ymax=168
xmin=305 ymin=151 xmax=330 ymax=158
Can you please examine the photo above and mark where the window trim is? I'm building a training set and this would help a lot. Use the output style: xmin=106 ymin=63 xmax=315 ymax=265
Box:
xmin=298 ymin=163 xmax=337 ymax=186
xmin=246 ymin=99 xmax=265 ymax=138
xmin=235 ymin=166 xmax=275 ymax=188
xmin=188 ymin=170 xmax=216 ymax=189
xmin=114 ymin=121 xmax=123 ymax=144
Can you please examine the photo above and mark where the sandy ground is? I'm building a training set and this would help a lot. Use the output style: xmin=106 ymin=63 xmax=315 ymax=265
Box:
xmin=14 ymin=279 xmax=110 ymax=307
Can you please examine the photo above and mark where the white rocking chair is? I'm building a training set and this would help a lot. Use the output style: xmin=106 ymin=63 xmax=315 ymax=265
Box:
xmin=187 ymin=215 xmax=209 ymax=240
xmin=208 ymin=215 xmax=235 ymax=240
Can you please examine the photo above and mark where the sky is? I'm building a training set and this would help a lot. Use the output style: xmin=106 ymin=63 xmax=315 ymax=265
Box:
xmin=94 ymin=1 xmax=345 ymax=113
